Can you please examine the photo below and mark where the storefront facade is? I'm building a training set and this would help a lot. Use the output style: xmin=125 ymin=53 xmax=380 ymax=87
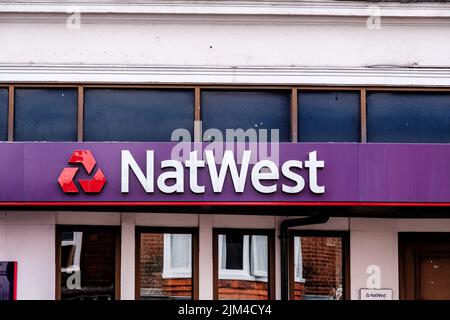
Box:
xmin=0 ymin=1 xmax=450 ymax=300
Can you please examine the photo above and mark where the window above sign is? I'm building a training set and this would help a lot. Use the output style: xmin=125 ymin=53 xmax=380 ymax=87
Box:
xmin=298 ymin=90 xmax=360 ymax=142
xmin=201 ymin=90 xmax=291 ymax=142
xmin=14 ymin=88 xmax=78 ymax=142
xmin=367 ymin=91 xmax=450 ymax=143
xmin=3 ymin=85 xmax=450 ymax=144
xmin=84 ymin=89 xmax=194 ymax=142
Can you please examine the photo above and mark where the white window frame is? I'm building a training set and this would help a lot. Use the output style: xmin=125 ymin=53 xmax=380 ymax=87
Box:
xmin=218 ymin=234 xmax=268 ymax=282
xmin=294 ymin=236 xmax=306 ymax=283
xmin=162 ymin=233 xmax=192 ymax=279
xmin=250 ymin=235 xmax=269 ymax=278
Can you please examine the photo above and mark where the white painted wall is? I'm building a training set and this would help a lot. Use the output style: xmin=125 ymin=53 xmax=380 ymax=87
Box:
xmin=350 ymin=218 xmax=399 ymax=300
xmin=120 ymin=213 xmax=135 ymax=300
xmin=1 ymin=20 xmax=447 ymax=68
xmin=56 ymin=211 xmax=121 ymax=225
xmin=198 ymin=214 xmax=213 ymax=300
xmin=0 ymin=2 xmax=449 ymax=85
xmin=0 ymin=3 xmax=449 ymax=68
xmin=0 ymin=211 xmax=56 ymax=300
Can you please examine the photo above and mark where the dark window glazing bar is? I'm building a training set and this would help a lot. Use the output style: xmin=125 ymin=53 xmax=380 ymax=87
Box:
xmin=8 ymin=85 xmax=14 ymax=141
xmin=291 ymin=88 xmax=298 ymax=142
xmin=360 ymin=89 xmax=367 ymax=143
xmin=194 ymin=87 xmax=201 ymax=142
xmin=78 ymin=86 xmax=84 ymax=142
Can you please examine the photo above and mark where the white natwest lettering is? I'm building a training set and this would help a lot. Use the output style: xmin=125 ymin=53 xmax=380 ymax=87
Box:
xmin=121 ymin=149 xmax=325 ymax=195
xmin=121 ymin=150 xmax=154 ymax=193
xmin=206 ymin=150 xmax=250 ymax=193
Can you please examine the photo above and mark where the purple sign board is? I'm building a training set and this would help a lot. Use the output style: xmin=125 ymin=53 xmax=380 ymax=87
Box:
xmin=0 ymin=142 xmax=450 ymax=205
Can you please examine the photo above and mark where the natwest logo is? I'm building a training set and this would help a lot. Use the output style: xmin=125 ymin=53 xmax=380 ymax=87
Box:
xmin=58 ymin=150 xmax=107 ymax=193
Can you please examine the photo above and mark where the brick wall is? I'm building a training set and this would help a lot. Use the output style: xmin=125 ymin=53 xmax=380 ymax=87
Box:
xmin=140 ymin=233 xmax=164 ymax=296
xmin=163 ymin=278 xmax=192 ymax=298
xmin=294 ymin=282 xmax=305 ymax=300
xmin=218 ymin=280 xmax=268 ymax=300
xmin=294 ymin=237 xmax=343 ymax=299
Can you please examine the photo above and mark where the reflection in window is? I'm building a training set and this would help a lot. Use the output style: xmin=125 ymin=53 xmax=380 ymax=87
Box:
xmin=293 ymin=236 xmax=343 ymax=300
xmin=140 ymin=233 xmax=193 ymax=300
xmin=59 ymin=229 xmax=117 ymax=300
xmin=217 ymin=233 xmax=269 ymax=300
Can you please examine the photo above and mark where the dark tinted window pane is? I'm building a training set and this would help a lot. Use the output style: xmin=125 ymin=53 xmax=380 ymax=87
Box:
xmin=293 ymin=236 xmax=343 ymax=300
xmin=59 ymin=229 xmax=117 ymax=300
xmin=139 ymin=232 xmax=193 ymax=300
xmin=298 ymin=91 xmax=360 ymax=142
xmin=84 ymin=89 xmax=194 ymax=141
xmin=367 ymin=92 xmax=450 ymax=143
xmin=0 ymin=89 xmax=7 ymax=141
xmin=61 ymin=232 xmax=74 ymax=241
xmin=201 ymin=91 xmax=290 ymax=142
xmin=225 ymin=234 xmax=244 ymax=270
xmin=14 ymin=88 xmax=77 ymax=141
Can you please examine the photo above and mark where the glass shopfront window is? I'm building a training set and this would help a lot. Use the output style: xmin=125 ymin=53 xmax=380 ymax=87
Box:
xmin=214 ymin=229 xmax=274 ymax=300
xmin=290 ymin=232 xmax=348 ymax=300
xmin=136 ymin=228 xmax=198 ymax=300
xmin=57 ymin=226 xmax=120 ymax=300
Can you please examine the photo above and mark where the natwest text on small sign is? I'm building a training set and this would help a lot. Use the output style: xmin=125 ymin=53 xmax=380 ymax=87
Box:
xmin=360 ymin=289 xmax=393 ymax=300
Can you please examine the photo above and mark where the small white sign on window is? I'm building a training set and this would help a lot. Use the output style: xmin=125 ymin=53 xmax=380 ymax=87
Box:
xmin=360 ymin=289 xmax=393 ymax=300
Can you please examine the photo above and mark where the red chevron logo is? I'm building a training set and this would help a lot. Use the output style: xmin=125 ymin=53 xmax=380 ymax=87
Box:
xmin=58 ymin=150 xmax=107 ymax=193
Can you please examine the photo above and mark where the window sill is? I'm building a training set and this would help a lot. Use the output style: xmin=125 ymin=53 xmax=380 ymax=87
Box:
xmin=219 ymin=272 xmax=268 ymax=282
xmin=294 ymin=277 xmax=306 ymax=284
xmin=162 ymin=272 xmax=192 ymax=279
